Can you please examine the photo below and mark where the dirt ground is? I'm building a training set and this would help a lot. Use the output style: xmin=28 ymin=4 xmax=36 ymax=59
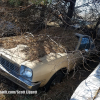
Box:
xmin=0 ymin=57 xmax=99 ymax=100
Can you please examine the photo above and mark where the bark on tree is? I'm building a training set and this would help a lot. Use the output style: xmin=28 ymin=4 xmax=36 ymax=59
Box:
xmin=64 ymin=0 xmax=76 ymax=25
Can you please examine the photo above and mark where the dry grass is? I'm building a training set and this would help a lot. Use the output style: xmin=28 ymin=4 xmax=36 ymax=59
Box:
xmin=0 ymin=27 xmax=80 ymax=61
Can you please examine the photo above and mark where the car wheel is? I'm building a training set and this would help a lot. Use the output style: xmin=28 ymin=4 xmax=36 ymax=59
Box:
xmin=43 ymin=70 xmax=64 ymax=92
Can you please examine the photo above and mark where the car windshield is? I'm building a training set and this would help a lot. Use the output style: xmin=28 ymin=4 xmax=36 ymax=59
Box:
xmin=79 ymin=37 xmax=90 ymax=50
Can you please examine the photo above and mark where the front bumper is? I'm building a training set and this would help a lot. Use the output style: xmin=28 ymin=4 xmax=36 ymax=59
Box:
xmin=0 ymin=64 xmax=41 ymax=90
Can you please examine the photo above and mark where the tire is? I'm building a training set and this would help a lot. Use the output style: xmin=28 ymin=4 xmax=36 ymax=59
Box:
xmin=43 ymin=71 xmax=64 ymax=92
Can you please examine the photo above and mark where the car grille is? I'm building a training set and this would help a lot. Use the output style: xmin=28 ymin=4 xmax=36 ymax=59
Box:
xmin=0 ymin=56 xmax=20 ymax=73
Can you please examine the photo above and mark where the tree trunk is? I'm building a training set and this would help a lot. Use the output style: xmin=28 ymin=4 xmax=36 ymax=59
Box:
xmin=64 ymin=0 xmax=76 ymax=25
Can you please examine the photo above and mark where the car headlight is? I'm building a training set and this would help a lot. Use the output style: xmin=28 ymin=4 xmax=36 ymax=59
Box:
xmin=20 ymin=65 xmax=33 ymax=78
xmin=24 ymin=68 xmax=32 ymax=77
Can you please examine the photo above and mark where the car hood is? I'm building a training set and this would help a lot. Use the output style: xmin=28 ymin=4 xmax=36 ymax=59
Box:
xmin=0 ymin=44 xmax=68 ymax=69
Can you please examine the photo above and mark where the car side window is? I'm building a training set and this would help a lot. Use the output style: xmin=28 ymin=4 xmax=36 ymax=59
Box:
xmin=79 ymin=37 xmax=90 ymax=50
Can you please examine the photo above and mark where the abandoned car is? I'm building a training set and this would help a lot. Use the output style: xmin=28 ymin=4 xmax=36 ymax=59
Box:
xmin=70 ymin=63 xmax=100 ymax=100
xmin=0 ymin=33 xmax=97 ymax=91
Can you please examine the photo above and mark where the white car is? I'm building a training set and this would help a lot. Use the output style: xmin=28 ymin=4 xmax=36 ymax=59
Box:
xmin=70 ymin=63 xmax=100 ymax=100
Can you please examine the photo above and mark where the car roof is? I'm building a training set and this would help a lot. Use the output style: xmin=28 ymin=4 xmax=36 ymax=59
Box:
xmin=75 ymin=33 xmax=90 ymax=38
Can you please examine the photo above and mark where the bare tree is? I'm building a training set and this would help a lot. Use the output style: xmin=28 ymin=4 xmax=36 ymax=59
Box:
xmin=65 ymin=0 xmax=76 ymax=23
